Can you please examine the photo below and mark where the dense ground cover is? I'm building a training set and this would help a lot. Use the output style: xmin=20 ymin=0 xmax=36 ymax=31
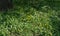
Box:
xmin=0 ymin=0 xmax=60 ymax=36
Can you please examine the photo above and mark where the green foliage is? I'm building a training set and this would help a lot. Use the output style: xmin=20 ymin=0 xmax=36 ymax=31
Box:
xmin=0 ymin=0 xmax=60 ymax=36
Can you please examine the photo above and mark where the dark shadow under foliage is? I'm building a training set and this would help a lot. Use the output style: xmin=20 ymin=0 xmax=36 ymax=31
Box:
xmin=0 ymin=0 xmax=60 ymax=11
xmin=0 ymin=0 xmax=13 ymax=11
